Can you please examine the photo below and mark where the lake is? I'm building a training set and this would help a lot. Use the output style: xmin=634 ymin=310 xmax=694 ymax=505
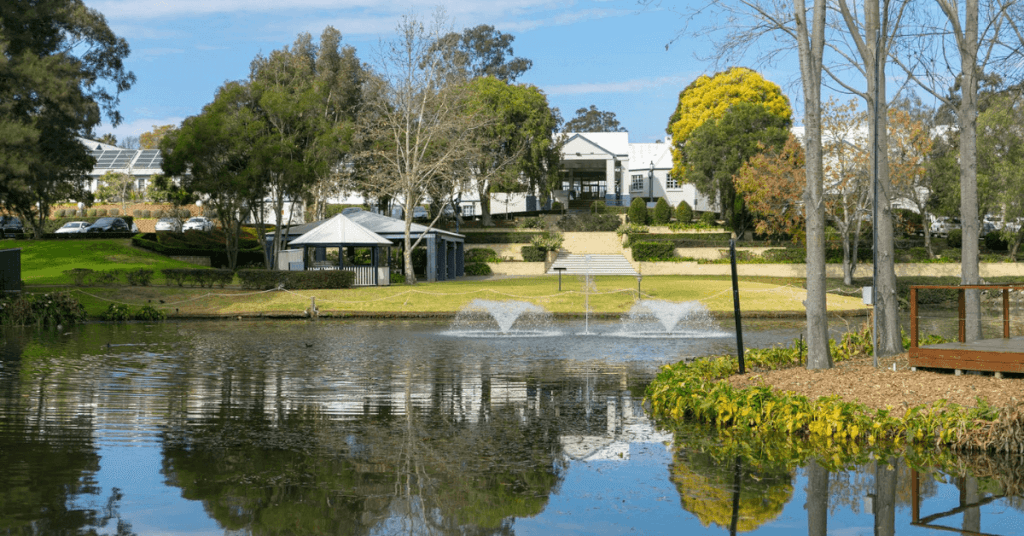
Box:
xmin=1 ymin=317 xmax=1021 ymax=535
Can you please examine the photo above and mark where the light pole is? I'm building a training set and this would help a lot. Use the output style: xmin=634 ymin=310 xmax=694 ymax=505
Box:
xmin=648 ymin=161 xmax=654 ymax=203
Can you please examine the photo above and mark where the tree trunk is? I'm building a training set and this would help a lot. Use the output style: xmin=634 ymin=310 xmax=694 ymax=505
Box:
xmin=923 ymin=211 xmax=935 ymax=258
xmin=957 ymin=2 xmax=982 ymax=341
xmin=806 ymin=459 xmax=829 ymax=536
xmin=874 ymin=458 xmax=897 ymax=536
xmin=797 ymin=0 xmax=832 ymax=370
xmin=403 ymin=200 xmax=418 ymax=284
xmin=477 ymin=180 xmax=493 ymax=227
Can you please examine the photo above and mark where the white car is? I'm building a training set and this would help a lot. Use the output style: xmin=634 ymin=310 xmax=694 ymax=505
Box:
xmin=182 ymin=216 xmax=214 ymax=232
xmin=55 ymin=221 xmax=90 ymax=234
xmin=929 ymin=216 xmax=961 ymax=237
xmin=154 ymin=218 xmax=182 ymax=233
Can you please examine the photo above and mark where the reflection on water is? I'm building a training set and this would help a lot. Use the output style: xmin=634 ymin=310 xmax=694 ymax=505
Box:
xmin=0 ymin=320 xmax=1022 ymax=535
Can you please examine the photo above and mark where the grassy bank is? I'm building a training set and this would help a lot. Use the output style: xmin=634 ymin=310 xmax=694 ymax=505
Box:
xmin=13 ymin=238 xmax=203 ymax=285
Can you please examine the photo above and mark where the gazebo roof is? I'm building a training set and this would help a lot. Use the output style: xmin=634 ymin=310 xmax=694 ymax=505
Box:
xmin=288 ymin=213 xmax=393 ymax=246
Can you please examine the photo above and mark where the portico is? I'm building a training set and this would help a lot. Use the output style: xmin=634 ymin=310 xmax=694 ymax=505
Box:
xmin=558 ymin=133 xmax=630 ymax=208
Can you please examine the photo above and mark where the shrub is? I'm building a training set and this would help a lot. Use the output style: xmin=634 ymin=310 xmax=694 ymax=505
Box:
xmin=531 ymin=231 xmax=563 ymax=250
xmin=628 ymin=197 xmax=649 ymax=225
xmin=653 ymin=198 xmax=671 ymax=225
xmin=133 ymin=210 xmax=143 ymax=218
xmin=162 ymin=268 xmax=233 ymax=288
xmin=556 ymin=213 xmax=620 ymax=232
xmin=464 ymin=262 xmax=493 ymax=276
xmin=87 ymin=209 xmax=97 ymax=217
xmin=90 ymin=270 xmax=120 ymax=285
xmin=134 ymin=305 xmax=166 ymax=321
xmin=551 ymin=200 xmax=563 ymax=212
xmin=109 ymin=208 xmax=119 ymax=216
xmin=101 ymin=303 xmax=132 ymax=322
xmin=521 ymin=245 xmax=547 ymax=262
xmin=154 ymin=210 xmax=164 ymax=218
xmin=390 ymin=272 xmax=406 ymax=284
xmin=142 ymin=210 xmax=152 ymax=218
xmin=700 ymin=212 xmax=718 ymax=226
xmin=466 ymin=248 xmax=500 ymax=263
xmin=984 ymin=232 xmax=1009 ymax=251
xmin=0 ymin=291 xmax=86 ymax=327
xmin=519 ymin=216 xmax=547 ymax=230
xmin=54 ymin=209 xmax=65 ymax=218
xmin=675 ymin=200 xmax=693 ymax=224
xmin=179 ymin=209 xmax=191 ymax=218
xmin=125 ymin=268 xmax=154 ymax=286
xmin=591 ymin=200 xmax=607 ymax=214
xmin=947 ymin=229 xmax=962 ymax=248
xmin=63 ymin=268 xmax=94 ymax=286
xmin=96 ymin=209 xmax=107 ymax=217
xmin=236 ymin=269 xmax=355 ymax=290
xmin=631 ymin=241 xmax=675 ymax=261
xmin=161 ymin=268 xmax=189 ymax=287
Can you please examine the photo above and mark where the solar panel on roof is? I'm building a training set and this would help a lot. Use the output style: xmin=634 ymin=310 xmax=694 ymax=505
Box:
xmin=133 ymin=150 xmax=163 ymax=169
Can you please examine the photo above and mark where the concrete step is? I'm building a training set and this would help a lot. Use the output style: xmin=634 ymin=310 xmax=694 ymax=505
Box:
xmin=547 ymin=253 xmax=638 ymax=276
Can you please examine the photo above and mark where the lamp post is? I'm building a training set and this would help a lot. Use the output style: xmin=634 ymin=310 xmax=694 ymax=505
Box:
xmin=636 ymin=274 xmax=642 ymax=296
xmin=648 ymin=161 xmax=654 ymax=203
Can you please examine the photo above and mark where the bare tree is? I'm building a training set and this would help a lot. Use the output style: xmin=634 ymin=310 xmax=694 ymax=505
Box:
xmin=821 ymin=97 xmax=871 ymax=286
xmin=642 ymin=0 xmax=833 ymax=368
xmin=358 ymin=11 xmax=482 ymax=284
xmin=823 ymin=0 xmax=914 ymax=357
xmin=890 ymin=0 xmax=1016 ymax=341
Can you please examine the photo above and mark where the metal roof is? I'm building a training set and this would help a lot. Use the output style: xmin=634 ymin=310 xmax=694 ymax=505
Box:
xmin=288 ymin=214 xmax=393 ymax=246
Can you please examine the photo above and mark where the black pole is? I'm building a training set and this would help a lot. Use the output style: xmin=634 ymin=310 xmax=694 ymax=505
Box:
xmin=730 ymin=238 xmax=745 ymax=374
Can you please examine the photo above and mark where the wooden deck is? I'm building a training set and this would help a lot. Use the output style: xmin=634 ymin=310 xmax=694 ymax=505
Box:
xmin=908 ymin=284 xmax=1024 ymax=374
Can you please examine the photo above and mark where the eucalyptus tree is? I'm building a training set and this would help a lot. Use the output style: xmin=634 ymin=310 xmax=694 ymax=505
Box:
xmin=464 ymin=77 xmax=561 ymax=227
xmin=562 ymin=105 xmax=627 ymax=132
xmin=890 ymin=0 xmax=1019 ymax=341
xmin=434 ymin=24 xmax=533 ymax=82
xmin=642 ymin=0 xmax=833 ymax=369
xmin=1 ymin=0 xmax=134 ymax=237
xmin=161 ymin=81 xmax=267 ymax=270
xmin=357 ymin=12 xmax=483 ymax=283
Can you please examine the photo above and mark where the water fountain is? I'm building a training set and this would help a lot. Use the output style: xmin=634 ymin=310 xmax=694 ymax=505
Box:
xmin=617 ymin=299 xmax=727 ymax=338
xmin=448 ymin=299 xmax=557 ymax=336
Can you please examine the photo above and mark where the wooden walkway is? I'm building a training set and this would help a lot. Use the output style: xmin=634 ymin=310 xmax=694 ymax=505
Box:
xmin=909 ymin=284 xmax=1024 ymax=374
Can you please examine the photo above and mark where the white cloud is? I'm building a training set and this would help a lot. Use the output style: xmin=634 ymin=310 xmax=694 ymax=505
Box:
xmin=499 ymin=8 xmax=634 ymax=32
xmin=545 ymin=75 xmax=689 ymax=96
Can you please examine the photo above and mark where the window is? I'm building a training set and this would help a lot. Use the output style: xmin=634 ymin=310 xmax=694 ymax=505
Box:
xmin=461 ymin=204 xmax=475 ymax=217
xmin=666 ymin=176 xmax=679 ymax=189
xmin=631 ymin=174 xmax=644 ymax=191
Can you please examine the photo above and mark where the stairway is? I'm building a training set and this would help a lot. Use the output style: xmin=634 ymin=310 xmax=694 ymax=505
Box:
xmin=546 ymin=252 xmax=638 ymax=276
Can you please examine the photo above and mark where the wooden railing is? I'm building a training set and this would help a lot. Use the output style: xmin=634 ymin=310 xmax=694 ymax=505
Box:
xmin=909 ymin=284 xmax=1024 ymax=348
xmin=307 ymin=264 xmax=386 ymax=286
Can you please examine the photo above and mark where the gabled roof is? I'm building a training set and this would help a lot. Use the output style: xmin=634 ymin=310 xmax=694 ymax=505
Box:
xmin=564 ymin=132 xmax=630 ymax=157
xmin=288 ymin=214 xmax=392 ymax=246
xmin=346 ymin=210 xmax=464 ymax=240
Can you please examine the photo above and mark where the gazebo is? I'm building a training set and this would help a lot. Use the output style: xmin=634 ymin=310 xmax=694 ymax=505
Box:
xmin=286 ymin=213 xmax=394 ymax=286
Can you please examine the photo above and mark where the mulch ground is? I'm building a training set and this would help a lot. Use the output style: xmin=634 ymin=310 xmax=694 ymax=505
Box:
xmin=728 ymin=353 xmax=1024 ymax=411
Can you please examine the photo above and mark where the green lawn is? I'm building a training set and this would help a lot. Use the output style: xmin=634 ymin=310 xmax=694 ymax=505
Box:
xmin=10 ymin=238 xmax=204 ymax=285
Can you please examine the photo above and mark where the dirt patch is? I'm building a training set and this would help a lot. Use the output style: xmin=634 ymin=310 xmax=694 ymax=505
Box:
xmin=728 ymin=353 xmax=1024 ymax=411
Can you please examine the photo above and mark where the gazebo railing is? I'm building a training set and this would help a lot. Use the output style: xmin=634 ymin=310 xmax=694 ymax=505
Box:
xmin=308 ymin=264 xmax=383 ymax=286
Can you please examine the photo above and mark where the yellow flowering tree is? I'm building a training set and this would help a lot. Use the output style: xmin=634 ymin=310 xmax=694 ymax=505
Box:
xmin=667 ymin=67 xmax=792 ymax=180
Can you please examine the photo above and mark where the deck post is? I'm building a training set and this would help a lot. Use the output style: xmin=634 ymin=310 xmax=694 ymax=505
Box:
xmin=910 ymin=287 xmax=918 ymax=349
xmin=958 ymin=288 xmax=966 ymax=343
xmin=1003 ymin=289 xmax=1010 ymax=339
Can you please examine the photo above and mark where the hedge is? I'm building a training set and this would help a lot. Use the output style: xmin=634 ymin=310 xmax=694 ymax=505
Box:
xmin=521 ymin=245 xmax=547 ymax=262
xmin=631 ymin=241 xmax=675 ymax=261
xmin=628 ymin=197 xmax=649 ymax=225
xmin=464 ymin=262 xmax=493 ymax=276
xmin=161 ymin=269 xmax=234 ymax=288
xmin=556 ymin=213 xmax=620 ymax=232
xmin=675 ymin=200 xmax=693 ymax=224
xmin=236 ymin=269 xmax=355 ymax=290
xmin=463 ymin=232 xmax=547 ymax=244
xmin=465 ymin=248 xmax=500 ymax=262
xmin=653 ymin=198 xmax=671 ymax=225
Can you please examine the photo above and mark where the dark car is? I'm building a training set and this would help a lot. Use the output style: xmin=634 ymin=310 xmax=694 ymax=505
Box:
xmin=85 ymin=217 xmax=129 ymax=233
xmin=0 ymin=216 xmax=25 ymax=238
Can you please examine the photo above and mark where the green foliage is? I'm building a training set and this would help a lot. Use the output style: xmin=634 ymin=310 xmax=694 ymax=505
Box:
xmin=0 ymin=292 xmax=86 ymax=327
xmin=125 ymin=268 xmax=154 ymax=286
xmin=63 ymin=268 xmax=94 ymax=286
xmin=590 ymin=200 xmax=607 ymax=214
xmin=463 ymin=231 xmax=547 ymax=244
xmin=652 ymin=198 xmax=671 ymax=225
xmin=466 ymin=248 xmax=500 ymax=262
xmin=562 ymin=104 xmax=626 ymax=132
xmin=134 ymin=305 xmax=166 ymax=321
xmin=530 ymin=231 xmax=563 ymax=250
xmin=100 ymin=303 xmax=132 ymax=322
xmin=551 ymin=200 xmax=563 ymax=212
xmin=675 ymin=200 xmax=693 ymax=223
xmin=947 ymin=229 xmax=962 ymax=248
xmin=628 ymin=197 xmax=649 ymax=225
xmin=984 ymin=232 xmax=1008 ymax=251
xmin=518 ymin=216 xmax=547 ymax=230
xmin=700 ymin=212 xmax=718 ymax=226
xmin=390 ymin=272 xmax=406 ymax=284
xmin=464 ymin=263 xmax=493 ymax=276
xmin=236 ymin=269 xmax=356 ymax=290
xmin=631 ymin=241 xmax=675 ymax=261
xmin=556 ymin=213 xmax=620 ymax=232
xmin=87 ymin=209 xmax=97 ymax=217
xmin=520 ymin=245 xmax=547 ymax=262
xmin=161 ymin=269 xmax=234 ymax=288
xmin=616 ymin=223 xmax=649 ymax=236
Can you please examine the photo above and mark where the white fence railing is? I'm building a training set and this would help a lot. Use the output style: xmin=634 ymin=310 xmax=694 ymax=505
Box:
xmin=307 ymin=264 xmax=388 ymax=286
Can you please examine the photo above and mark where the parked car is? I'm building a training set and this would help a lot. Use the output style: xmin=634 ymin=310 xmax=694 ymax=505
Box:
xmin=182 ymin=216 xmax=214 ymax=232
xmin=55 ymin=221 xmax=90 ymax=234
xmin=86 ymin=217 xmax=130 ymax=233
xmin=0 ymin=216 xmax=25 ymax=238
xmin=412 ymin=206 xmax=428 ymax=220
xmin=929 ymin=216 xmax=961 ymax=237
xmin=154 ymin=218 xmax=182 ymax=233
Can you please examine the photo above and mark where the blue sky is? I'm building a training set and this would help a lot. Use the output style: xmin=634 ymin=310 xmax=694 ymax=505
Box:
xmin=89 ymin=0 xmax=810 ymax=145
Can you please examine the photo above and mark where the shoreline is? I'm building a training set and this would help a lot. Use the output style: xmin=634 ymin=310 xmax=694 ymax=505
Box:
xmin=148 ymin=309 xmax=871 ymax=320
